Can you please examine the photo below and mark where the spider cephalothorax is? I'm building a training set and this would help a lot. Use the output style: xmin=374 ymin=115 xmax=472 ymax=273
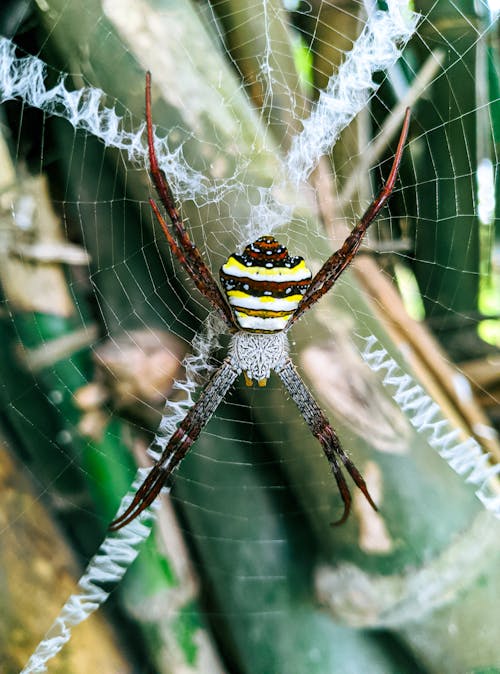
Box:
xmin=109 ymin=73 xmax=410 ymax=531
xmin=230 ymin=331 xmax=289 ymax=387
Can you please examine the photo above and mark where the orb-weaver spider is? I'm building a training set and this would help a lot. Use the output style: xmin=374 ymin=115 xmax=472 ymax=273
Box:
xmin=110 ymin=73 xmax=410 ymax=531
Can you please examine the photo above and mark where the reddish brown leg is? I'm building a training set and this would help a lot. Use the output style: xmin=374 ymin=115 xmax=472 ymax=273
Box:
xmin=110 ymin=358 xmax=238 ymax=530
xmin=276 ymin=358 xmax=377 ymax=524
xmin=145 ymin=72 xmax=235 ymax=329
xmin=287 ymin=108 xmax=411 ymax=328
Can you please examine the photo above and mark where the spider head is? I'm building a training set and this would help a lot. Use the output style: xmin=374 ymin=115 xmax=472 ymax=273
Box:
xmin=219 ymin=235 xmax=312 ymax=332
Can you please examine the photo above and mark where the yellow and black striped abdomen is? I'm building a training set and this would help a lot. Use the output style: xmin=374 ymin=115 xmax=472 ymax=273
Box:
xmin=220 ymin=236 xmax=312 ymax=332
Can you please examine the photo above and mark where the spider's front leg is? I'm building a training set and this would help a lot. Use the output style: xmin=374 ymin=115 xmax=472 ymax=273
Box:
xmin=275 ymin=358 xmax=377 ymax=524
xmin=145 ymin=72 xmax=235 ymax=329
xmin=110 ymin=358 xmax=239 ymax=530
xmin=287 ymin=107 xmax=411 ymax=328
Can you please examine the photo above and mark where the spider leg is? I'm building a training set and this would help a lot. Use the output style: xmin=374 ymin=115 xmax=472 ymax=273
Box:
xmin=109 ymin=358 xmax=239 ymax=530
xmin=275 ymin=358 xmax=377 ymax=525
xmin=145 ymin=72 xmax=235 ymax=329
xmin=287 ymin=108 xmax=411 ymax=328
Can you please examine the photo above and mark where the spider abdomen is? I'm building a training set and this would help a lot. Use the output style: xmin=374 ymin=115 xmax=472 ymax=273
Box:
xmin=220 ymin=235 xmax=312 ymax=332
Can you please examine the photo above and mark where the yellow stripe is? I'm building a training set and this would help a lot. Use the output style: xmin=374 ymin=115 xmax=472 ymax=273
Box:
xmin=224 ymin=256 xmax=308 ymax=277
xmin=235 ymin=308 xmax=294 ymax=319
xmin=227 ymin=290 xmax=303 ymax=304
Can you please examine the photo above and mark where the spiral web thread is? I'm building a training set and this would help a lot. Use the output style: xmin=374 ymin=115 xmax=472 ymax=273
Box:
xmin=0 ymin=1 xmax=425 ymax=670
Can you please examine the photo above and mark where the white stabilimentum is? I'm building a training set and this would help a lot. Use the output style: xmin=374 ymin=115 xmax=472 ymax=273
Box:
xmin=285 ymin=0 xmax=418 ymax=185
xmin=21 ymin=468 xmax=159 ymax=674
xmin=359 ymin=334 xmax=500 ymax=519
xmin=151 ymin=312 xmax=224 ymax=461
xmin=0 ymin=36 xmax=207 ymax=203
xmin=20 ymin=315 xmax=220 ymax=674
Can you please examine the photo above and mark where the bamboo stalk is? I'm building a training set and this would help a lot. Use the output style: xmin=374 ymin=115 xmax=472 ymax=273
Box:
xmin=0 ymin=432 xmax=131 ymax=674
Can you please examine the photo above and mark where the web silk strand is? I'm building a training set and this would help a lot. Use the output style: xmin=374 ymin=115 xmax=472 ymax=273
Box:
xmin=247 ymin=0 xmax=418 ymax=238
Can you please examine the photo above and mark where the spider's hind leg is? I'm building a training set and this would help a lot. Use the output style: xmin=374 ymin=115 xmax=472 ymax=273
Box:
xmin=318 ymin=423 xmax=377 ymax=525
xmin=275 ymin=358 xmax=377 ymax=524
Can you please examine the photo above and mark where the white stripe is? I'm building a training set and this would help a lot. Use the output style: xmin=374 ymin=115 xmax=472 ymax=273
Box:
xmin=235 ymin=314 xmax=288 ymax=331
xmin=228 ymin=295 xmax=300 ymax=311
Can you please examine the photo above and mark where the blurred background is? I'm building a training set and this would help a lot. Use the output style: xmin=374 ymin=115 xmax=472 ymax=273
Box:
xmin=0 ymin=1 xmax=499 ymax=672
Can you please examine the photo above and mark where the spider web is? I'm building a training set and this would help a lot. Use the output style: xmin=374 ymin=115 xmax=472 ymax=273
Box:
xmin=1 ymin=1 xmax=500 ymax=673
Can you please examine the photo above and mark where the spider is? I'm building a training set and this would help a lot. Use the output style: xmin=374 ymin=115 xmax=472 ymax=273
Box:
xmin=110 ymin=73 xmax=410 ymax=531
